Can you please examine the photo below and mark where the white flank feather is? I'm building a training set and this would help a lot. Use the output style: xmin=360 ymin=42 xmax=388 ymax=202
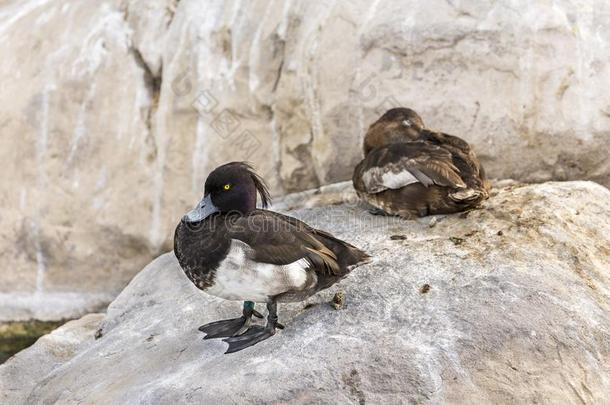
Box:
xmin=381 ymin=170 xmax=419 ymax=189
xmin=362 ymin=167 xmax=420 ymax=192
xmin=205 ymin=240 xmax=310 ymax=302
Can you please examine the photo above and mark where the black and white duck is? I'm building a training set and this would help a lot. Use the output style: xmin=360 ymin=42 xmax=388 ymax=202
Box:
xmin=174 ymin=162 xmax=370 ymax=353
xmin=353 ymin=108 xmax=490 ymax=219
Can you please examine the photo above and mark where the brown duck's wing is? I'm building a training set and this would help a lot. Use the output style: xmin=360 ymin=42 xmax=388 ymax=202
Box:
xmin=418 ymin=129 xmax=472 ymax=152
xmin=353 ymin=141 xmax=467 ymax=194
xmin=226 ymin=210 xmax=341 ymax=276
xmin=418 ymin=129 xmax=487 ymax=181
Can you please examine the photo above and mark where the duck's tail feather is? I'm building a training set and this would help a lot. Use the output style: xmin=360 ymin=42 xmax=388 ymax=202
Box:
xmin=449 ymin=188 xmax=485 ymax=203
xmin=347 ymin=250 xmax=373 ymax=270
xmin=309 ymin=228 xmax=371 ymax=272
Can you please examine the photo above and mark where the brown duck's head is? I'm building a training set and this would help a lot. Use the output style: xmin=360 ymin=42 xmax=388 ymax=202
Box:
xmin=183 ymin=162 xmax=271 ymax=223
xmin=363 ymin=108 xmax=425 ymax=156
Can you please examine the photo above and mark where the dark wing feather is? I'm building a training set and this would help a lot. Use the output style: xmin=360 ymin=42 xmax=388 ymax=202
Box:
xmin=353 ymin=141 xmax=466 ymax=194
xmin=226 ymin=211 xmax=341 ymax=275
xmin=261 ymin=210 xmax=370 ymax=270
xmin=417 ymin=129 xmax=472 ymax=153
xmin=417 ymin=130 xmax=488 ymax=189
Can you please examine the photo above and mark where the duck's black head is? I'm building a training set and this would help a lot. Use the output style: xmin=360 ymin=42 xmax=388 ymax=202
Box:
xmin=183 ymin=162 xmax=271 ymax=223
xmin=363 ymin=107 xmax=426 ymax=155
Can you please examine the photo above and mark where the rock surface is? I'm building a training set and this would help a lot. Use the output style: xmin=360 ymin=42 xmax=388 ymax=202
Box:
xmin=2 ymin=181 xmax=609 ymax=404
xmin=0 ymin=0 xmax=164 ymax=320
xmin=2 ymin=0 xmax=610 ymax=321
xmin=0 ymin=314 xmax=104 ymax=404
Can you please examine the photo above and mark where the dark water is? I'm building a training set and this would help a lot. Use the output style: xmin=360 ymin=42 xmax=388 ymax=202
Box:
xmin=0 ymin=320 xmax=65 ymax=364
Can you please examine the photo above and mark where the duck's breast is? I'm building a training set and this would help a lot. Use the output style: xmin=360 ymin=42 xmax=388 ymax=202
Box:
xmin=205 ymin=239 xmax=313 ymax=302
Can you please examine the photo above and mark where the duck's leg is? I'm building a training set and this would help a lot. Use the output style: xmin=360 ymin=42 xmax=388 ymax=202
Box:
xmin=222 ymin=300 xmax=284 ymax=354
xmin=198 ymin=301 xmax=263 ymax=339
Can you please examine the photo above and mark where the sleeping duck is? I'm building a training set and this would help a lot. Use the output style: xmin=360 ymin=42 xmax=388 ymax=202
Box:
xmin=353 ymin=108 xmax=490 ymax=218
xmin=174 ymin=162 xmax=370 ymax=353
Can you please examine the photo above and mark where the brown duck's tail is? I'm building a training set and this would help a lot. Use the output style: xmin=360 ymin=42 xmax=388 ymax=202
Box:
xmin=449 ymin=188 xmax=488 ymax=203
xmin=313 ymin=228 xmax=372 ymax=271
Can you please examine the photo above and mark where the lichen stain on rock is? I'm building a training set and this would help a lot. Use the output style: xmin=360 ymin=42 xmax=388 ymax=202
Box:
xmin=342 ymin=369 xmax=366 ymax=405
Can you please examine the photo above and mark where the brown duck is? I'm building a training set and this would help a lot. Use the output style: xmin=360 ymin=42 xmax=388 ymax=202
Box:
xmin=353 ymin=108 xmax=490 ymax=218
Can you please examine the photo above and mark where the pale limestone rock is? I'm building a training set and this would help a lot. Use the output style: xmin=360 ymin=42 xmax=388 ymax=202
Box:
xmin=1 ymin=0 xmax=609 ymax=321
xmin=0 ymin=313 xmax=104 ymax=405
xmin=0 ymin=0 xmax=161 ymax=320
xmin=1 ymin=181 xmax=609 ymax=404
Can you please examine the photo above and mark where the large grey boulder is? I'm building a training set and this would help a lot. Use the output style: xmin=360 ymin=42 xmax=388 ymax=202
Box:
xmin=2 ymin=0 xmax=610 ymax=321
xmin=0 ymin=0 xmax=164 ymax=321
xmin=2 ymin=181 xmax=609 ymax=404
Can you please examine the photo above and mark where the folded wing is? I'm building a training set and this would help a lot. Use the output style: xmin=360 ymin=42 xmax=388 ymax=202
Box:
xmin=227 ymin=211 xmax=341 ymax=276
xmin=353 ymin=141 xmax=467 ymax=194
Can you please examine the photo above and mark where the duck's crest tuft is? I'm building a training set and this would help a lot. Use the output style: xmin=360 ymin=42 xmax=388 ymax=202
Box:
xmin=241 ymin=162 xmax=272 ymax=208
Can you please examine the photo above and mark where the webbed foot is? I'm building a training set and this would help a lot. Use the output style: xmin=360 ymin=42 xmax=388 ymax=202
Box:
xmin=222 ymin=301 xmax=283 ymax=354
xmin=198 ymin=301 xmax=263 ymax=339
xmin=368 ymin=207 xmax=390 ymax=216
xmin=223 ymin=324 xmax=276 ymax=353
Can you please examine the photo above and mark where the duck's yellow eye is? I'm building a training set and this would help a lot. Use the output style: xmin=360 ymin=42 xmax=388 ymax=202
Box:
xmin=223 ymin=184 xmax=231 ymax=191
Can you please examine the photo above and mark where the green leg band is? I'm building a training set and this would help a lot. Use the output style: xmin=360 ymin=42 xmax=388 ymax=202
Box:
xmin=243 ymin=301 xmax=255 ymax=311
